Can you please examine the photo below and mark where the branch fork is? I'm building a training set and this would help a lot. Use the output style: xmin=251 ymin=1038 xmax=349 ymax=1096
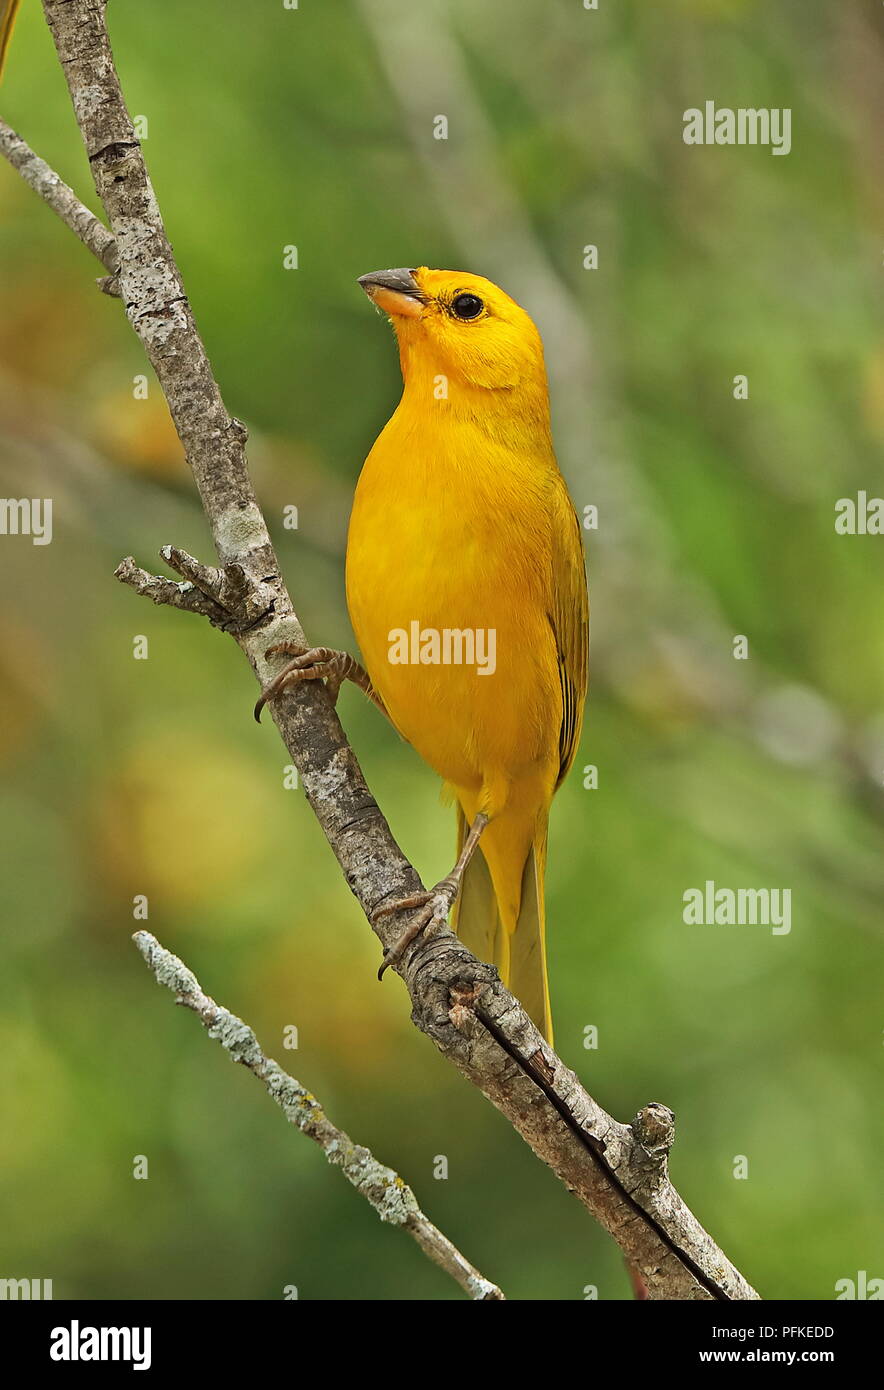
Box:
xmin=115 ymin=545 xmax=274 ymax=633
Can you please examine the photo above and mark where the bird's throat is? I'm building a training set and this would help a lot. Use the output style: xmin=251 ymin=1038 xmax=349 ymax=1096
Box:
xmin=394 ymin=338 xmax=552 ymax=450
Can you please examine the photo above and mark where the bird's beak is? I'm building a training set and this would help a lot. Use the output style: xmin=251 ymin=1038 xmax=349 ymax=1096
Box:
xmin=358 ymin=267 xmax=425 ymax=319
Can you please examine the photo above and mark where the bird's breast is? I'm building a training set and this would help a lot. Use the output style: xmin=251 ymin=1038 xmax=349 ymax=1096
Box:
xmin=345 ymin=414 xmax=563 ymax=792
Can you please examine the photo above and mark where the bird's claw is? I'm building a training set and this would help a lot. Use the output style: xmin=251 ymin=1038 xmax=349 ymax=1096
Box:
xmin=374 ymin=882 xmax=458 ymax=979
xmin=254 ymin=644 xmax=344 ymax=722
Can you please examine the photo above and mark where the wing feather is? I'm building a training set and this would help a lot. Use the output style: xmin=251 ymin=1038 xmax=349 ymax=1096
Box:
xmin=548 ymin=481 xmax=588 ymax=787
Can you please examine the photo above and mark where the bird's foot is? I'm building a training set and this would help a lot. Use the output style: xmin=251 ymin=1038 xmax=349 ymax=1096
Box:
xmin=373 ymin=812 xmax=489 ymax=978
xmin=373 ymin=874 xmax=461 ymax=979
xmin=254 ymin=643 xmax=360 ymax=721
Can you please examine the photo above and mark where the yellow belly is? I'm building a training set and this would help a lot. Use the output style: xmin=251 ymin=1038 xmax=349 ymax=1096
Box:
xmin=345 ymin=421 xmax=563 ymax=816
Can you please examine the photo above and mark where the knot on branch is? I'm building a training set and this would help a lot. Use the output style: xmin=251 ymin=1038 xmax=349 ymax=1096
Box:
xmin=89 ymin=138 xmax=140 ymax=168
xmin=631 ymin=1102 xmax=676 ymax=1177
xmin=448 ymin=978 xmax=489 ymax=1032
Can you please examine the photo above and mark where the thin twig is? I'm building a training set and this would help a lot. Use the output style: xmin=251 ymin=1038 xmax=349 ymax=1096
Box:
xmin=133 ymin=930 xmax=504 ymax=1301
xmin=0 ymin=115 xmax=119 ymax=285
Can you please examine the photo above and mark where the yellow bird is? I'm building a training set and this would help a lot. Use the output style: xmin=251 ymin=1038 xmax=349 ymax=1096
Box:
xmin=258 ymin=268 xmax=588 ymax=1044
xmin=0 ymin=0 xmax=19 ymax=80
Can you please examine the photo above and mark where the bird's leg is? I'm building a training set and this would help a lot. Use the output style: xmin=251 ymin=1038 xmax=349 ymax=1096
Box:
xmin=374 ymin=813 xmax=489 ymax=979
xmin=254 ymin=643 xmax=388 ymax=722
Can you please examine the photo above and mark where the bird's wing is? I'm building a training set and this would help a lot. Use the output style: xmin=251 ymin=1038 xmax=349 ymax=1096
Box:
xmin=549 ymin=479 xmax=589 ymax=787
xmin=0 ymin=0 xmax=20 ymax=81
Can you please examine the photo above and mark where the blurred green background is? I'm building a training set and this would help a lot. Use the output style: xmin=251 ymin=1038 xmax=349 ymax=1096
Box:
xmin=0 ymin=0 xmax=882 ymax=1301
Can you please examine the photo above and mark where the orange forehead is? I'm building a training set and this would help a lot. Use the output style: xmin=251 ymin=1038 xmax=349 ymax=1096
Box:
xmin=412 ymin=267 xmax=517 ymax=311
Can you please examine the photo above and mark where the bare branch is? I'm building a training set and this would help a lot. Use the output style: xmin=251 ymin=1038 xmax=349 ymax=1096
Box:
xmin=9 ymin=0 xmax=762 ymax=1299
xmin=0 ymin=115 xmax=119 ymax=285
xmin=114 ymin=555 xmax=230 ymax=624
xmin=159 ymin=544 xmax=253 ymax=613
xmin=133 ymin=930 xmax=504 ymax=1301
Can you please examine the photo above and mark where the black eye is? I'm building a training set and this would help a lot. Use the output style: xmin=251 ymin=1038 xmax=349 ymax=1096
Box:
xmin=451 ymin=293 xmax=484 ymax=320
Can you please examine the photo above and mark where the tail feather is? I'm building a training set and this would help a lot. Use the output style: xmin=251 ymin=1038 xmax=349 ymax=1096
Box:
xmin=452 ymin=806 xmax=509 ymax=982
xmin=0 ymin=0 xmax=20 ymax=82
xmin=452 ymin=807 xmax=553 ymax=1045
xmin=509 ymin=835 xmax=553 ymax=1045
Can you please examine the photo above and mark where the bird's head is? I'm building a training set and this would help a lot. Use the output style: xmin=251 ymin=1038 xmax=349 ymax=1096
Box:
xmin=358 ymin=266 xmax=548 ymax=397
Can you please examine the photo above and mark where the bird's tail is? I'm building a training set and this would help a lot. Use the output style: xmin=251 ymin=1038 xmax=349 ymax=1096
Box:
xmin=452 ymin=807 xmax=553 ymax=1046
xmin=0 ymin=0 xmax=20 ymax=81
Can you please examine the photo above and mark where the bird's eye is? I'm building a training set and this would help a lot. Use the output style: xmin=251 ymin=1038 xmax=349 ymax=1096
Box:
xmin=451 ymin=293 xmax=484 ymax=320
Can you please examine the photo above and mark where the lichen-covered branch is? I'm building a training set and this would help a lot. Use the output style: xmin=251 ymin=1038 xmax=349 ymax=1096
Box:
xmin=133 ymin=931 xmax=504 ymax=1301
xmin=0 ymin=0 xmax=762 ymax=1300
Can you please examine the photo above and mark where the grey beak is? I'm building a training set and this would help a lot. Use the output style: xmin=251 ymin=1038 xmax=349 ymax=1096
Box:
xmin=358 ymin=267 xmax=423 ymax=301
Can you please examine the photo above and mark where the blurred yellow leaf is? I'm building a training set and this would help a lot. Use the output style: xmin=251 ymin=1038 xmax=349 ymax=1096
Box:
xmin=96 ymin=729 xmax=268 ymax=914
xmin=91 ymin=387 xmax=186 ymax=480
